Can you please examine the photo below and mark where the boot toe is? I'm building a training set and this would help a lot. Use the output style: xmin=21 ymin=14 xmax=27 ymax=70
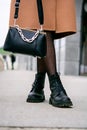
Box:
xmin=26 ymin=92 xmax=45 ymax=103
xmin=49 ymin=92 xmax=73 ymax=108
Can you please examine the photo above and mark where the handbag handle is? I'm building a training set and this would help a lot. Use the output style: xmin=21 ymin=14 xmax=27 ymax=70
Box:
xmin=14 ymin=0 xmax=44 ymax=30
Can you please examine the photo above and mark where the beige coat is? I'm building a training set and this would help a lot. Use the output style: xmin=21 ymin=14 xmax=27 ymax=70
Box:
xmin=9 ymin=0 xmax=76 ymax=39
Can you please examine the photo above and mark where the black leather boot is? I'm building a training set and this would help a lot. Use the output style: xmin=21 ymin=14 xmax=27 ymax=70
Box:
xmin=26 ymin=73 xmax=45 ymax=103
xmin=48 ymin=73 xmax=73 ymax=108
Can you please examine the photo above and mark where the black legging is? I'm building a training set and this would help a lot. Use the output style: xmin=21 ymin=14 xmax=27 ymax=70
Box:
xmin=37 ymin=31 xmax=57 ymax=76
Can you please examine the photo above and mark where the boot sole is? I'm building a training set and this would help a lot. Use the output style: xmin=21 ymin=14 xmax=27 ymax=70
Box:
xmin=26 ymin=97 xmax=45 ymax=103
xmin=49 ymin=98 xmax=73 ymax=108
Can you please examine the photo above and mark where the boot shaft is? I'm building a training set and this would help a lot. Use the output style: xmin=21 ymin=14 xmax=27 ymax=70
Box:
xmin=48 ymin=72 xmax=67 ymax=95
xmin=31 ymin=72 xmax=46 ymax=92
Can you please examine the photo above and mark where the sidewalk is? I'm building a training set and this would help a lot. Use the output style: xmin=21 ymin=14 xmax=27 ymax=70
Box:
xmin=0 ymin=57 xmax=4 ymax=71
xmin=0 ymin=70 xmax=87 ymax=130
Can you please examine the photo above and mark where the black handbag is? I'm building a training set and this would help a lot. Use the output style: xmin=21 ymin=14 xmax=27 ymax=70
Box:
xmin=3 ymin=0 xmax=47 ymax=58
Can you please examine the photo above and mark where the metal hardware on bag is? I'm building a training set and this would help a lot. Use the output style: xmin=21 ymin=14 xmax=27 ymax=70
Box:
xmin=37 ymin=56 xmax=41 ymax=59
xmin=37 ymin=55 xmax=46 ymax=59
xmin=13 ymin=0 xmax=44 ymax=44
xmin=15 ymin=25 xmax=40 ymax=43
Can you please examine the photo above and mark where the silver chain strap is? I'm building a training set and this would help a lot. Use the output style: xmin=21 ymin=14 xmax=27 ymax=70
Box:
xmin=15 ymin=25 xmax=40 ymax=43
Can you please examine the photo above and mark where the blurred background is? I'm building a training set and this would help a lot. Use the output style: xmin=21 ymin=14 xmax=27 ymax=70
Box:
xmin=0 ymin=0 xmax=87 ymax=76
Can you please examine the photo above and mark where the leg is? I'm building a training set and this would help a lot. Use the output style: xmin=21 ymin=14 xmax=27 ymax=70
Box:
xmin=37 ymin=31 xmax=56 ymax=75
xmin=26 ymin=31 xmax=55 ymax=103
xmin=44 ymin=31 xmax=73 ymax=108
xmin=27 ymin=31 xmax=73 ymax=107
